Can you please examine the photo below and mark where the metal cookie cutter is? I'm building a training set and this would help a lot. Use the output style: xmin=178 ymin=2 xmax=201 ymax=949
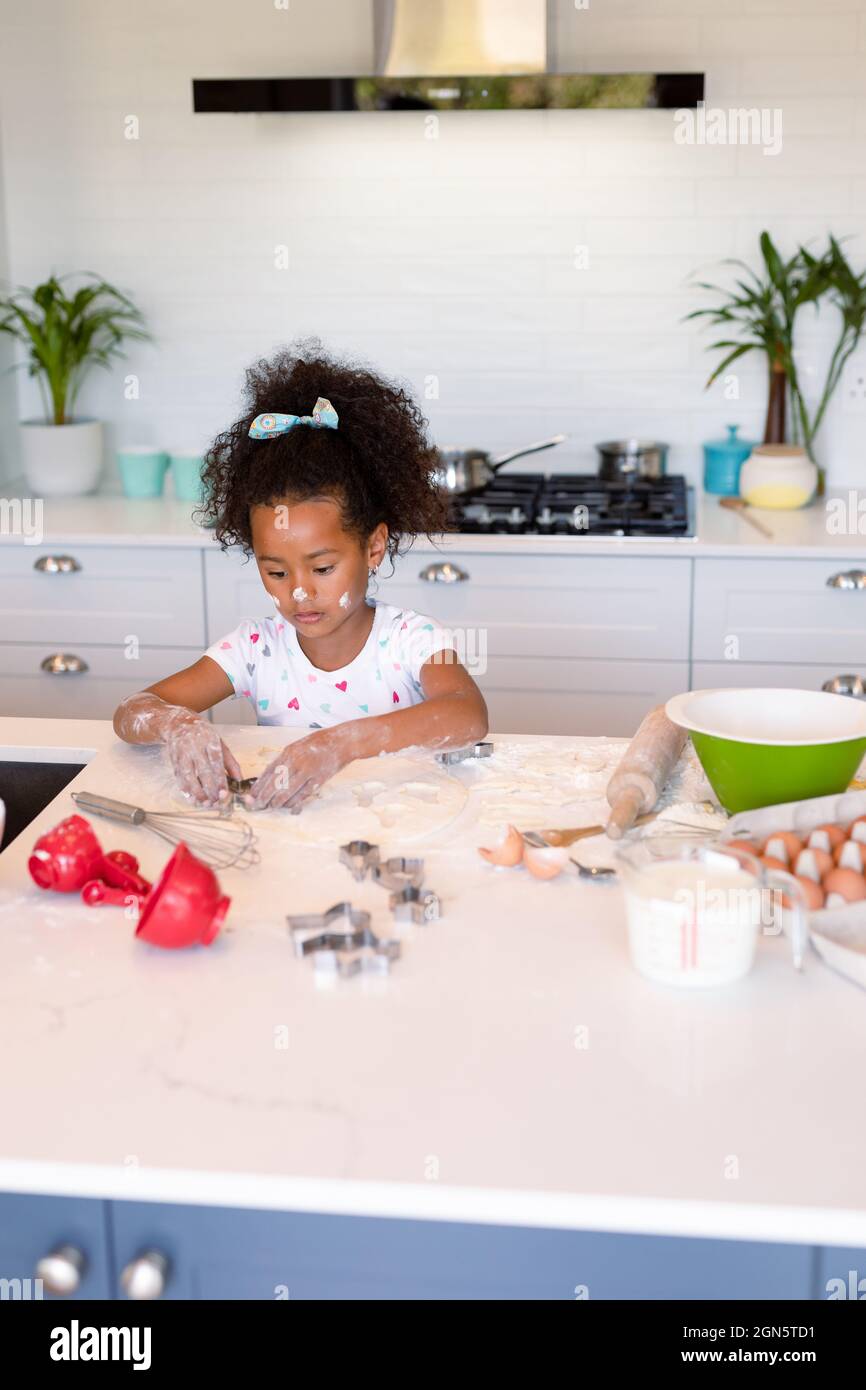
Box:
xmin=372 ymin=856 xmax=425 ymax=891
xmin=436 ymin=741 xmax=494 ymax=766
xmin=390 ymin=885 xmax=441 ymax=925
xmin=339 ymin=840 xmax=381 ymax=883
xmin=287 ymin=902 xmax=401 ymax=977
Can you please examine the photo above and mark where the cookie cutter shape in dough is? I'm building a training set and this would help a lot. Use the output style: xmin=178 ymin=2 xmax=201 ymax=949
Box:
xmin=372 ymin=856 xmax=425 ymax=891
xmin=389 ymin=885 xmax=441 ymax=925
xmin=287 ymin=901 xmax=401 ymax=976
xmin=338 ymin=840 xmax=381 ymax=882
xmin=435 ymin=741 xmax=494 ymax=766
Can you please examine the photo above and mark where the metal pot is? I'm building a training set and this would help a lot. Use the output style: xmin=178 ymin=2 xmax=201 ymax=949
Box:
xmin=596 ymin=439 xmax=669 ymax=481
xmin=433 ymin=434 xmax=567 ymax=495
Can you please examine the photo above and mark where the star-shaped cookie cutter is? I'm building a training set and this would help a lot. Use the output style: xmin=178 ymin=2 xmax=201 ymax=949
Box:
xmin=338 ymin=840 xmax=381 ymax=882
xmin=287 ymin=902 xmax=401 ymax=976
xmin=372 ymin=856 xmax=426 ymax=891
xmin=435 ymin=741 xmax=494 ymax=766
xmin=389 ymin=885 xmax=441 ymax=925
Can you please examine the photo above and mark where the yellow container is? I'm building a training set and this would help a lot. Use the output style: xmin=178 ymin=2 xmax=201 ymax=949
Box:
xmin=739 ymin=444 xmax=817 ymax=509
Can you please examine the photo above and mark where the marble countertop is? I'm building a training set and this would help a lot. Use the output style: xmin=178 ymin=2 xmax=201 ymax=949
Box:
xmin=0 ymin=715 xmax=865 ymax=1247
xmin=1 ymin=485 xmax=864 ymax=559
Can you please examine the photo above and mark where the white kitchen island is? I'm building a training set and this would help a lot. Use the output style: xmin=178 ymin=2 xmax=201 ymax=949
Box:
xmin=0 ymin=716 xmax=864 ymax=1301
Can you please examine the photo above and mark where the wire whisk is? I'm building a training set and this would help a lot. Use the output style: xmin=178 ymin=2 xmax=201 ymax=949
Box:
xmin=71 ymin=791 xmax=260 ymax=870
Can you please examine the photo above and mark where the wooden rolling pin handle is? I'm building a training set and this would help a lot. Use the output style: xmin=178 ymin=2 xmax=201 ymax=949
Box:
xmin=605 ymin=785 xmax=646 ymax=840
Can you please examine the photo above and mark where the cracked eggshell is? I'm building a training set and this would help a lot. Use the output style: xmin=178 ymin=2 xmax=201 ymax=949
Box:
xmin=523 ymin=844 xmax=570 ymax=880
xmin=478 ymin=824 xmax=524 ymax=868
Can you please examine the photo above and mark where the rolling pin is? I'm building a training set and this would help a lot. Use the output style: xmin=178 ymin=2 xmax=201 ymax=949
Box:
xmin=605 ymin=705 xmax=687 ymax=839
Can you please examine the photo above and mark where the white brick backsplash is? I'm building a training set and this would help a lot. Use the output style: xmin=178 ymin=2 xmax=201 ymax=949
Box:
xmin=0 ymin=0 xmax=865 ymax=484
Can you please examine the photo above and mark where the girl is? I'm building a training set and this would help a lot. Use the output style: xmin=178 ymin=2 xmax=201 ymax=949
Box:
xmin=114 ymin=344 xmax=489 ymax=811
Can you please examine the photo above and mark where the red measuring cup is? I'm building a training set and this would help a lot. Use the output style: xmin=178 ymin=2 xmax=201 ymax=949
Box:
xmin=29 ymin=815 xmax=105 ymax=892
xmin=135 ymin=843 xmax=230 ymax=949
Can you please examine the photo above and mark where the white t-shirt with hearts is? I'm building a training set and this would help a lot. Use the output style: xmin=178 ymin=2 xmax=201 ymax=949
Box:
xmin=205 ymin=601 xmax=457 ymax=729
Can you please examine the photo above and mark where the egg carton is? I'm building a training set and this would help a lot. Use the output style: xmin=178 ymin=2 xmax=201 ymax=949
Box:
xmin=726 ymin=788 xmax=866 ymax=987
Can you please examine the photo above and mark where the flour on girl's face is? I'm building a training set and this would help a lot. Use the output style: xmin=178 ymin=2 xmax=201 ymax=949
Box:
xmin=293 ymin=587 xmax=308 ymax=602
xmin=339 ymin=591 xmax=350 ymax=609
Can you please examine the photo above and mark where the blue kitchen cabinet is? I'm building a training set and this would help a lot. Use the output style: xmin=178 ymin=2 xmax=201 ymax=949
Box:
xmin=814 ymin=1247 xmax=866 ymax=1301
xmin=0 ymin=1193 xmax=112 ymax=1299
xmin=111 ymin=1200 xmax=814 ymax=1301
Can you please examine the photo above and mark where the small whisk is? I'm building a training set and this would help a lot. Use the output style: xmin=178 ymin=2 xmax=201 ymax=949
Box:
xmin=71 ymin=791 xmax=260 ymax=871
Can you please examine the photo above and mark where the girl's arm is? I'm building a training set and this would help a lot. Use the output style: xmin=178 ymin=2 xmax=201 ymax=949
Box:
xmin=338 ymin=653 xmax=488 ymax=761
xmin=113 ymin=657 xmax=235 ymax=743
xmin=113 ymin=657 xmax=242 ymax=805
xmin=247 ymin=653 xmax=488 ymax=810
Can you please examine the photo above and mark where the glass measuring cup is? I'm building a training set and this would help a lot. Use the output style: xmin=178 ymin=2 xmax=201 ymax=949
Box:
xmin=614 ymin=836 xmax=807 ymax=988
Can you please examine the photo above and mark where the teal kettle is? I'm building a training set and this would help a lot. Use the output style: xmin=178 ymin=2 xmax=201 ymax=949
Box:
xmin=703 ymin=425 xmax=755 ymax=496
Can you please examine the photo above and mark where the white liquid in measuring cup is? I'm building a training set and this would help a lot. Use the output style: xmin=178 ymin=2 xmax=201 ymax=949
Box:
xmin=624 ymin=861 xmax=764 ymax=988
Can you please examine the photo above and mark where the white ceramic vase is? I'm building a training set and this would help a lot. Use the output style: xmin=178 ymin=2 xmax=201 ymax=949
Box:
xmin=20 ymin=419 xmax=104 ymax=496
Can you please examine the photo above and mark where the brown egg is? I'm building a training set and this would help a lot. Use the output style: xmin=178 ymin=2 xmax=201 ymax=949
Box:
xmin=479 ymin=825 xmax=524 ymax=868
xmin=822 ymin=866 xmax=866 ymax=906
xmin=724 ymin=838 xmax=762 ymax=859
xmin=795 ymin=847 xmax=833 ymax=882
xmin=523 ymin=844 xmax=569 ymax=880
xmin=809 ymin=823 xmax=846 ymax=852
xmin=847 ymin=815 xmax=866 ymax=845
xmin=834 ymin=839 xmax=866 ymax=871
xmin=794 ymin=875 xmax=825 ymax=911
xmin=760 ymin=855 xmax=789 ymax=874
xmin=762 ymin=831 xmax=802 ymax=865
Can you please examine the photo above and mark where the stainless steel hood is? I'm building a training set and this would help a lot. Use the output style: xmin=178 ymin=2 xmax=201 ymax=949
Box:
xmin=193 ymin=0 xmax=703 ymax=114
xmin=373 ymin=0 xmax=547 ymax=78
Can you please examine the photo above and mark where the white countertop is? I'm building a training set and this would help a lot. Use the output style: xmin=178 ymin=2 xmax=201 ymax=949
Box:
xmin=2 ymin=485 xmax=865 ymax=559
xmin=1 ymin=715 xmax=865 ymax=1248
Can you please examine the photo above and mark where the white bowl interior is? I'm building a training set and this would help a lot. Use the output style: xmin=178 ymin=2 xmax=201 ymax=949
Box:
xmin=667 ymin=688 xmax=866 ymax=746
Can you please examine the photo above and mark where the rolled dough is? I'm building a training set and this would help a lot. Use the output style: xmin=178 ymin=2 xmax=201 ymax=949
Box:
xmin=237 ymin=748 xmax=468 ymax=847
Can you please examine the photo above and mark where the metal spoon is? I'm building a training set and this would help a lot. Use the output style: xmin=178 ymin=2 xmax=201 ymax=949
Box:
xmin=569 ymin=856 xmax=616 ymax=881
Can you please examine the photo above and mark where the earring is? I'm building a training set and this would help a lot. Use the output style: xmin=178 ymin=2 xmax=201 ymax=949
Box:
xmin=367 ymin=567 xmax=379 ymax=595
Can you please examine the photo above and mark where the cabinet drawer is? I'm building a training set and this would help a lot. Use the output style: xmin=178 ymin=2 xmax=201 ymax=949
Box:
xmin=693 ymin=557 xmax=866 ymax=664
xmin=205 ymin=547 xmax=691 ymax=661
xmin=692 ymin=661 xmax=864 ymax=695
xmin=205 ymin=547 xmax=270 ymax=643
xmin=110 ymin=1200 xmax=811 ymax=1300
xmin=482 ymin=657 xmax=689 ymax=736
xmin=380 ymin=551 xmax=691 ymax=660
xmin=0 ymin=1193 xmax=111 ymax=1300
xmin=0 ymin=546 xmax=205 ymax=646
xmin=0 ymin=644 xmax=204 ymax=719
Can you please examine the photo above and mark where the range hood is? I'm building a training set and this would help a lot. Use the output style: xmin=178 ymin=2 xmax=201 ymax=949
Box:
xmin=194 ymin=0 xmax=703 ymax=114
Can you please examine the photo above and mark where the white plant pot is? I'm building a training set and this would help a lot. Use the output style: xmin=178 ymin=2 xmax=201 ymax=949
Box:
xmin=20 ymin=419 xmax=104 ymax=497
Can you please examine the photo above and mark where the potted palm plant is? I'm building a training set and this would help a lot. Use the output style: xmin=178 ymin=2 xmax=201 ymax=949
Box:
xmin=687 ymin=232 xmax=866 ymax=492
xmin=0 ymin=273 xmax=149 ymax=496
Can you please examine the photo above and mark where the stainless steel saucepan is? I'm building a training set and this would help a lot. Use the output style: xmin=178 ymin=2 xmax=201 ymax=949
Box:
xmin=596 ymin=439 xmax=669 ymax=481
xmin=433 ymin=434 xmax=567 ymax=495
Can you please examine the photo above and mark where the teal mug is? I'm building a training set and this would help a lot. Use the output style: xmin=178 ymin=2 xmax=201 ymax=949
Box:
xmin=117 ymin=446 xmax=169 ymax=499
xmin=169 ymin=451 xmax=206 ymax=503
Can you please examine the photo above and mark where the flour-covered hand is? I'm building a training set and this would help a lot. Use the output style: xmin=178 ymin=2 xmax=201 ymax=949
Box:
xmin=163 ymin=709 xmax=242 ymax=806
xmin=245 ymin=728 xmax=347 ymax=811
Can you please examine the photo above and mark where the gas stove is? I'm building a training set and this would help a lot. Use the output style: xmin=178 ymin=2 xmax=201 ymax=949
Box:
xmin=449 ymin=472 xmax=694 ymax=538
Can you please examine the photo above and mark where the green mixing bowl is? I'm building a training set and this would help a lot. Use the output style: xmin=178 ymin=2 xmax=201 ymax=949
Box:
xmin=666 ymin=688 xmax=866 ymax=813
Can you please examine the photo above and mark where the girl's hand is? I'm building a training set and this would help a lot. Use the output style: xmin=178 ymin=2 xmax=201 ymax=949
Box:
xmin=164 ymin=711 xmax=242 ymax=807
xmin=245 ymin=728 xmax=347 ymax=812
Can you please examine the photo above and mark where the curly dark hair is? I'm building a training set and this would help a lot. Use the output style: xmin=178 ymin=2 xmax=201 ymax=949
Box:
xmin=198 ymin=339 xmax=452 ymax=559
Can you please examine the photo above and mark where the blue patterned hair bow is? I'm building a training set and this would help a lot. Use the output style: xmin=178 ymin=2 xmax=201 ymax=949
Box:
xmin=249 ymin=398 xmax=338 ymax=440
